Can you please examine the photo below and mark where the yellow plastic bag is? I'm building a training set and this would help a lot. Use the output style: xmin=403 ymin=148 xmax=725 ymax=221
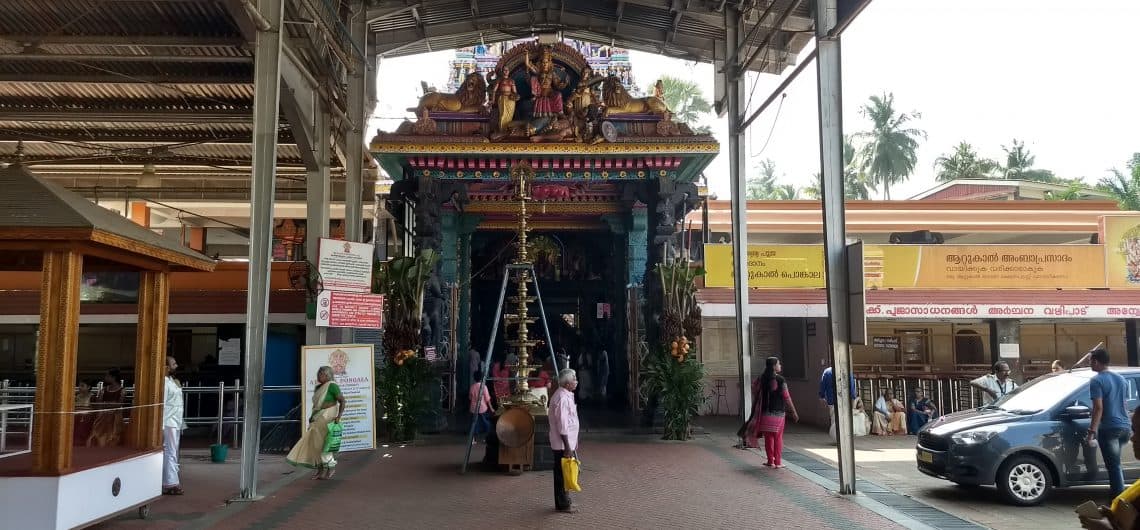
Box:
xmin=561 ymin=456 xmax=582 ymax=492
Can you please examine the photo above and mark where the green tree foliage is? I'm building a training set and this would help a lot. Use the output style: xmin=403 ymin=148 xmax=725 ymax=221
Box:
xmin=854 ymin=92 xmax=926 ymax=199
xmin=934 ymin=142 xmax=999 ymax=181
xmin=654 ymin=75 xmax=713 ymax=133
xmin=1098 ymin=153 xmax=1140 ymax=211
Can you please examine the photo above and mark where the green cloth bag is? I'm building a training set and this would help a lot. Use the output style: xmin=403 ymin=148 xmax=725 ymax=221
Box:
xmin=323 ymin=422 xmax=343 ymax=453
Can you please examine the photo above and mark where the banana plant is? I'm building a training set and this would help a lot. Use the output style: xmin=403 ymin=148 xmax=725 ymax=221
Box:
xmin=373 ymin=249 xmax=440 ymax=353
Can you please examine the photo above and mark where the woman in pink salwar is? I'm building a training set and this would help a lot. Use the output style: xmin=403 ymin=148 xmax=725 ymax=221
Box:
xmin=747 ymin=356 xmax=799 ymax=467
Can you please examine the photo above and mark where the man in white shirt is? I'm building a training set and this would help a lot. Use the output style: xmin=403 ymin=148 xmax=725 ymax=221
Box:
xmin=162 ymin=356 xmax=186 ymax=495
xmin=548 ymin=368 xmax=580 ymax=513
xmin=970 ymin=361 xmax=1017 ymax=406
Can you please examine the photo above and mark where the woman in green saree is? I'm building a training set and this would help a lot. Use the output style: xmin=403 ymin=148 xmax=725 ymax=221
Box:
xmin=287 ymin=366 xmax=346 ymax=479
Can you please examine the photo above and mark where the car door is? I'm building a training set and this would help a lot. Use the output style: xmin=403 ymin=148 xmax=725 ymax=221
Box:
xmin=1122 ymin=376 xmax=1140 ymax=480
xmin=1059 ymin=388 xmax=1100 ymax=484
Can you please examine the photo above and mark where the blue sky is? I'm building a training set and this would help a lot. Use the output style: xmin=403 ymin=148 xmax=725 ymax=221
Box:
xmin=371 ymin=0 xmax=1140 ymax=199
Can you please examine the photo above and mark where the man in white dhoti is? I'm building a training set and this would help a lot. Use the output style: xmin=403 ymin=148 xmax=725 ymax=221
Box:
xmin=162 ymin=356 xmax=186 ymax=495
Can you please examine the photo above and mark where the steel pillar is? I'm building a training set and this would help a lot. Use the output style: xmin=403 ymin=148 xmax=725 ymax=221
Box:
xmin=815 ymin=0 xmax=856 ymax=494
xmin=344 ymin=11 xmax=368 ymax=243
xmin=305 ymin=106 xmax=331 ymax=346
xmin=238 ymin=0 xmax=284 ymax=501
xmin=725 ymin=7 xmax=752 ymax=421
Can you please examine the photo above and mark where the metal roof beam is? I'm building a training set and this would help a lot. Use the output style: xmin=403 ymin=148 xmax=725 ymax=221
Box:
xmin=0 ymin=53 xmax=252 ymax=64
xmin=0 ymin=133 xmax=293 ymax=144
xmin=0 ymin=73 xmax=251 ymax=84
xmin=0 ymin=109 xmax=254 ymax=124
xmin=0 ymin=35 xmax=245 ymax=47
xmin=365 ymin=5 xmax=416 ymax=24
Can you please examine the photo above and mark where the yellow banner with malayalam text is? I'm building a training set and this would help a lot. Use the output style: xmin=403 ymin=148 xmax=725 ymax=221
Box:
xmin=703 ymin=243 xmax=1105 ymax=289
xmin=703 ymin=244 xmax=825 ymax=288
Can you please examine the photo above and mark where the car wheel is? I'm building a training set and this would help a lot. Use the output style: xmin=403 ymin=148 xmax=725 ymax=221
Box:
xmin=997 ymin=454 xmax=1053 ymax=506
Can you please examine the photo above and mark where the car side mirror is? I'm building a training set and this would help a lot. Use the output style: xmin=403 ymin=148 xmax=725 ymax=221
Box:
xmin=1061 ymin=405 xmax=1091 ymax=420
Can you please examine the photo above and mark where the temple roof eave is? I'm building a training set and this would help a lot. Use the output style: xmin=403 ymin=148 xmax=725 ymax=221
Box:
xmin=370 ymin=139 xmax=719 ymax=183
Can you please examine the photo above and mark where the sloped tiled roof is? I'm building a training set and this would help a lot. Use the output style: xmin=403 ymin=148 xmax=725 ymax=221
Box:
xmin=0 ymin=164 xmax=215 ymax=271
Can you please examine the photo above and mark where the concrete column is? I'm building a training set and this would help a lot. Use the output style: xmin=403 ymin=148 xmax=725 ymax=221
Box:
xmin=128 ymin=271 xmax=169 ymax=450
xmin=815 ymin=0 xmax=857 ymax=494
xmin=239 ymin=0 xmax=284 ymax=500
xmin=305 ymin=106 xmax=331 ymax=347
xmin=1127 ymin=320 xmax=1139 ymax=367
xmin=724 ymin=7 xmax=753 ymax=432
xmin=344 ymin=11 xmax=368 ymax=243
xmin=32 ymin=250 xmax=81 ymax=474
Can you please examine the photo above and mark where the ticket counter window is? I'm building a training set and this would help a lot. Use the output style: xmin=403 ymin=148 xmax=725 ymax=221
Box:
xmin=954 ymin=330 xmax=987 ymax=367
xmin=897 ymin=330 xmax=930 ymax=368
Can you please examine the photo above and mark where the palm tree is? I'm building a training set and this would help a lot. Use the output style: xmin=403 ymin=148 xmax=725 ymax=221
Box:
xmin=1000 ymin=139 xmax=1058 ymax=182
xmin=854 ymin=92 xmax=926 ymax=199
xmin=803 ymin=137 xmax=870 ymax=200
xmin=653 ymin=76 xmax=713 ymax=132
xmin=933 ymin=142 xmax=998 ymax=181
xmin=746 ymin=159 xmax=780 ymax=199
xmin=1044 ymin=179 xmax=1094 ymax=201
xmin=1098 ymin=153 xmax=1140 ymax=211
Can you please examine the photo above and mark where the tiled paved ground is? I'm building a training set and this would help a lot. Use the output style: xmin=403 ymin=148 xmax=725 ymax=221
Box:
xmin=98 ymin=435 xmax=903 ymax=530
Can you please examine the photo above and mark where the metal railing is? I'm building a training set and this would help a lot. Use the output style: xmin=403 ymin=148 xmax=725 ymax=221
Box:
xmin=0 ymin=380 xmax=305 ymax=450
xmin=854 ymin=374 xmax=985 ymax=416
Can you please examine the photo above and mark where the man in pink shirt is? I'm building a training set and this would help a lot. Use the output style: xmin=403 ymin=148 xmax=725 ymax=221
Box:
xmin=469 ymin=370 xmax=493 ymax=443
xmin=548 ymin=368 xmax=580 ymax=513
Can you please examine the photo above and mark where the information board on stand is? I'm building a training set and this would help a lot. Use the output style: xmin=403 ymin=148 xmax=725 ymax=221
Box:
xmin=301 ymin=344 xmax=377 ymax=452
xmin=316 ymin=238 xmax=383 ymax=329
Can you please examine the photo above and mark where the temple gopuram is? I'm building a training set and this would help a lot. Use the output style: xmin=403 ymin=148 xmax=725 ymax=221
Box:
xmin=371 ymin=39 xmax=716 ymax=413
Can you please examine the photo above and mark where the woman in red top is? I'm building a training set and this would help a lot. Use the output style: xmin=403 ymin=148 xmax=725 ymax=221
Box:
xmin=747 ymin=356 xmax=800 ymax=467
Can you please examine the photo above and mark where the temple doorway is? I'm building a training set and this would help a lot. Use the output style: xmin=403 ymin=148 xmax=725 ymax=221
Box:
xmin=469 ymin=229 xmax=629 ymax=412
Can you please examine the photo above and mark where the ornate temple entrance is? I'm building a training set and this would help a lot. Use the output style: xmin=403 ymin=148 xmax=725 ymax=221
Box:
xmin=371 ymin=39 xmax=716 ymax=418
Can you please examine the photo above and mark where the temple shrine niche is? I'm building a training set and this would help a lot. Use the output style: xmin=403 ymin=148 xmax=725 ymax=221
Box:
xmin=371 ymin=39 xmax=716 ymax=414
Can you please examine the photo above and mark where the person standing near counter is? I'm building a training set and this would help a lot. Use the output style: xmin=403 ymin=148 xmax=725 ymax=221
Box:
xmin=162 ymin=356 xmax=186 ymax=495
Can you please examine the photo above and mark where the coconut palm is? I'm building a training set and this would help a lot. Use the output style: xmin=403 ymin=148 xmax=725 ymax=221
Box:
xmin=1098 ymin=153 xmax=1140 ymax=211
xmin=653 ymin=75 xmax=713 ymax=132
xmin=1044 ymin=179 xmax=1095 ymax=201
xmin=854 ymin=92 xmax=926 ymax=199
xmin=1000 ymin=139 xmax=1057 ymax=182
xmin=746 ymin=159 xmax=778 ymax=199
xmin=934 ymin=142 xmax=998 ymax=181
xmin=803 ymin=137 xmax=870 ymax=200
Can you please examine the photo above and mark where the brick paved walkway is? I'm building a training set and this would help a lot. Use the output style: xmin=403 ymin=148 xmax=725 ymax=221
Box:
xmin=96 ymin=435 xmax=904 ymax=530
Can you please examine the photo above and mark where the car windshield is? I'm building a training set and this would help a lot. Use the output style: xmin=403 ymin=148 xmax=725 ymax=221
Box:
xmin=989 ymin=373 xmax=1088 ymax=413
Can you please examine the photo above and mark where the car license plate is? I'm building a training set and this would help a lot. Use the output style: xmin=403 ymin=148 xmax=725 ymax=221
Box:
xmin=918 ymin=450 xmax=934 ymax=464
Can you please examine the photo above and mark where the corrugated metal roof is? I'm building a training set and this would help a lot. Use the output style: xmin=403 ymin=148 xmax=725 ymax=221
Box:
xmin=368 ymin=0 xmax=814 ymax=74
xmin=0 ymin=164 xmax=215 ymax=268
xmin=0 ymin=0 xmax=239 ymax=37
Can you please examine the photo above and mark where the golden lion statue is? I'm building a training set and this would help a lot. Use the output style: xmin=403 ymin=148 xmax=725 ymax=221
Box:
xmin=408 ymin=72 xmax=487 ymax=114
xmin=602 ymin=76 xmax=668 ymax=117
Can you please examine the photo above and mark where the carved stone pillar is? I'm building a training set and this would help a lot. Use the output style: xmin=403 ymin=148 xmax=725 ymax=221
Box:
xmin=33 ymin=250 xmax=82 ymax=474
xmin=628 ymin=205 xmax=648 ymax=286
xmin=456 ymin=214 xmax=482 ymax=364
xmin=128 ymin=270 xmax=169 ymax=450
xmin=441 ymin=209 xmax=458 ymax=284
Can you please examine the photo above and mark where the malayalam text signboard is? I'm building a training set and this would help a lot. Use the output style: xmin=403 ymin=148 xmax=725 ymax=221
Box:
xmin=318 ymin=238 xmax=375 ymax=293
xmin=301 ymin=344 xmax=376 ymax=452
xmin=704 ymin=243 xmax=1106 ymax=290
xmin=704 ymin=244 xmax=825 ymax=288
xmin=316 ymin=291 xmax=384 ymax=329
